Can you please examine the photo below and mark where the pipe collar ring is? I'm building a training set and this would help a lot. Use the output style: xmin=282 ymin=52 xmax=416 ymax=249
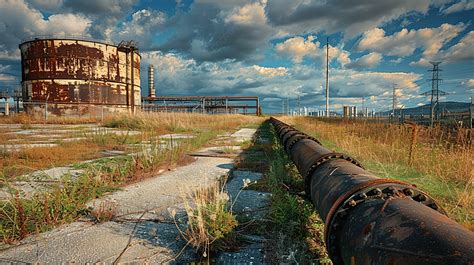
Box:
xmin=325 ymin=183 xmax=446 ymax=263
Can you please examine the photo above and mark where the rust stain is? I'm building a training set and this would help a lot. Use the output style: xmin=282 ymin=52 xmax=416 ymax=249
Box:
xmin=363 ymin=223 xmax=373 ymax=235
xmin=20 ymin=38 xmax=141 ymax=115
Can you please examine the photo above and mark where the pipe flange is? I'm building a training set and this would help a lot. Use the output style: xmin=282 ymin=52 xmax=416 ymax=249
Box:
xmin=304 ymin=153 xmax=363 ymax=180
xmin=325 ymin=183 xmax=447 ymax=264
xmin=303 ymin=153 xmax=363 ymax=197
xmin=287 ymin=134 xmax=322 ymax=151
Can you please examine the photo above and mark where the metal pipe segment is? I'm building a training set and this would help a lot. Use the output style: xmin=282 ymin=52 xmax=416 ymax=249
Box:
xmin=269 ymin=117 xmax=474 ymax=265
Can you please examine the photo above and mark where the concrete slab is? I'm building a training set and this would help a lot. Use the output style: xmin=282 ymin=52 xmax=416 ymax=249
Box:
xmin=0 ymin=124 xmax=23 ymax=129
xmin=159 ymin=134 xmax=195 ymax=139
xmin=0 ymin=167 xmax=85 ymax=200
xmin=1 ymin=143 xmax=59 ymax=151
xmin=215 ymin=242 xmax=267 ymax=264
xmin=29 ymin=134 xmax=63 ymax=138
xmin=6 ymin=130 xmax=36 ymax=135
xmin=0 ymin=221 xmax=194 ymax=264
xmin=101 ymin=150 xmax=126 ymax=156
xmin=86 ymin=128 xmax=142 ymax=136
xmin=0 ymin=155 xmax=233 ymax=263
xmin=226 ymin=170 xmax=270 ymax=220
xmin=58 ymin=137 xmax=87 ymax=142
xmin=88 ymin=156 xmax=233 ymax=216
xmin=231 ymin=128 xmax=257 ymax=142
xmin=190 ymin=146 xmax=242 ymax=158
xmin=30 ymin=167 xmax=84 ymax=181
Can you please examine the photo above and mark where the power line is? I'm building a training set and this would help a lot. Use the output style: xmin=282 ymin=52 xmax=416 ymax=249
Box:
xmin=420 ymin=61 xmax=447 ymax=126
xmin=392 ymin=84 xmax=397 ymax=122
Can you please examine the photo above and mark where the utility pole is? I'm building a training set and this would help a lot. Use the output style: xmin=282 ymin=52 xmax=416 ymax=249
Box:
xmin=297 ymin=94 xmax=301 ymax=116
xmin=361 ymin=97 xmax=365 ymax=117
xmin=392 ymin=85 xmax=397 ymax=123
xmin=286 ymin=97 xmax=290 ymax=115
xmin=325 ymin=38 xmax=329 ymax=117
xmin=421 ymin=62 xmax=446 ymax=127
xmin=470 ymin=96 xmax=473 ymax=130
xmin=44 ymin=94 xmax=49 ymax=124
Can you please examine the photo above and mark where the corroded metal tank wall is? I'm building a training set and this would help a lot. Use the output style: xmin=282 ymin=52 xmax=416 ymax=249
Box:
xmin=19 ymin=38 xmax=141 ymax=116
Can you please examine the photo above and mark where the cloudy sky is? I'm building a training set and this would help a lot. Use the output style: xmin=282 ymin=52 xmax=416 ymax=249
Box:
xmin=0 ymin=0 xmax=473 ymax=113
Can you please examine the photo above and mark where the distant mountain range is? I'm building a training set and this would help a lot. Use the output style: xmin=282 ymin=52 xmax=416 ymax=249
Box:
xmin=379 ymin=101 xmax=471 ymax=116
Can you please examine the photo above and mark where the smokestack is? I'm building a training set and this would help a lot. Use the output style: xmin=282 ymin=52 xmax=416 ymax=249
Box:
xmin=148 ymin=64 xmax=155 ymax=97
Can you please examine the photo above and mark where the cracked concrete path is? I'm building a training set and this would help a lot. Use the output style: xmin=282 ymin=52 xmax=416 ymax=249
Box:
xmin=0 ymin=158 xmax=233 ymax=264
xmin=0 ymin=128 xmax=257 ymax=264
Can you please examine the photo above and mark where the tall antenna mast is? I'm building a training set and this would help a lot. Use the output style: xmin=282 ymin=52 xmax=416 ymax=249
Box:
xmin=325 ymin=38 xmax=329 ymax=117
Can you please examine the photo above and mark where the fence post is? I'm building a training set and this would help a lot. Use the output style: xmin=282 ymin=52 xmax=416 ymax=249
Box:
xmin=409 ymin=123 xmax=418 ymax=165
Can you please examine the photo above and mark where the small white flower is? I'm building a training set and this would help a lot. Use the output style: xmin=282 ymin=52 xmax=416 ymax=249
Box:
xmin=242 ymin=178 xmax=251 ymax=188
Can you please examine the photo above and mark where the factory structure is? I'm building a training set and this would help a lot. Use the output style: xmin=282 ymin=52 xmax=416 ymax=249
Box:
xmin=142 ymin=64 xmax=260 ymax=115
xmin=342 ymin=106 xmax=375 ymax=118
xmin=8 ymin=37 xmax=259 ymax=117
xmin=18 ymin=38 xmax=141 ymax=116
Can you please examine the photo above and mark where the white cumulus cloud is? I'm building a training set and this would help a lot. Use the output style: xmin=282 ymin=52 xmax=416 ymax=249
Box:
xmin=442 ymin=0 xmax=474 ymax=14
xmin=0 ymin=0 xmax=91 ymax=59
xmin=275 ymin=35 xmax=351 ymax=66
xmin=275 ymin=36 xmax=318 ymax=63
xmin=107 ymin=9 xmax=166 ymax=47
xmin=224 ymin=1 xmax=267 ymax=25
xmin=346 ymin=52 xmax=382 ymax=70
xmin=410 ymin=30 xmax=474 ymax=66
xmin=356 ymin=23 xmax=466 ymax=57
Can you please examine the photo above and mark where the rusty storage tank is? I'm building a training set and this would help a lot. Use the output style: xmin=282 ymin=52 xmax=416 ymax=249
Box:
xmin=19 ymin=38 xmax=141 ymax=116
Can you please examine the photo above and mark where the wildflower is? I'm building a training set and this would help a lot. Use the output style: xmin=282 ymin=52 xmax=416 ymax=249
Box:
xmin=243 ymin=178 xmax=251 ymax=188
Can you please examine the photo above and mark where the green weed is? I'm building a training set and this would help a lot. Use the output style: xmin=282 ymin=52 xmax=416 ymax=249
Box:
xmin=177 ymin=182 xmax=238 ymax=259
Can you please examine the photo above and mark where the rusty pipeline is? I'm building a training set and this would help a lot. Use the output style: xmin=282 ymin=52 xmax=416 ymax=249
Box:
xmin=269 ymin=117 xmax=474 ymax=265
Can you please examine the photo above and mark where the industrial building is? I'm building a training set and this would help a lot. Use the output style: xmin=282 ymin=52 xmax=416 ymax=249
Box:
xmin=19 ymin=38 xmax=141 ymax=116
xmin=15 ymin=37 xmax=261 ymax=117
xmin=142 ymin=63 xmax=260 ymax=115
xmin=142 ymin=95 xmax=260 ymax=115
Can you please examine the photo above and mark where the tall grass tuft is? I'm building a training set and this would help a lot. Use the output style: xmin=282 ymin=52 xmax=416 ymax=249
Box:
xmin=176 ymin=182 xmax=237 ymax=259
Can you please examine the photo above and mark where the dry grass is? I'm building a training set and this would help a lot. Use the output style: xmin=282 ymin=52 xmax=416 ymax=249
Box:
xmin=0 ymin=112 xmax=101 ymax=124
xmin=103 ymin=111 xmax=263 ymax=132
xmin=1 ymin=111 xmax=264 ymax=128
xmin=91 ymin=201 xmax=117 ymax=223
xmin=0 ymin=112 xmax=262 ymax=242
xmin=280 ymin=116 xmax=473 ymax=228
xmin=1 ymin=142 xmax=105 ymax=178
xmin=0 ymin=112 xmax=263 ymax=179
xmin=176 ymin=182 xmax=238 ymax=259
